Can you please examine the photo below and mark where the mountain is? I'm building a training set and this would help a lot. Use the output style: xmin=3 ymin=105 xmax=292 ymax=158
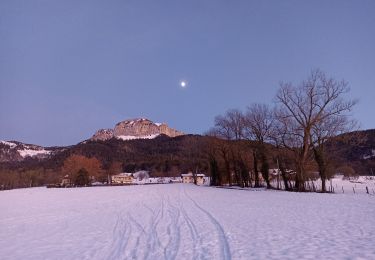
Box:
xmin=0 ymin=140 xmax=64 ymax=163
xmin=326 ymin=129 xmax=375 ymax=175
xmin=91 ymin=118 xmax=184 ymax=141
xmin=0 ymin=118 xmax=184 ymax=163
xmin=1 ymin=119 xmax=375 ymax=188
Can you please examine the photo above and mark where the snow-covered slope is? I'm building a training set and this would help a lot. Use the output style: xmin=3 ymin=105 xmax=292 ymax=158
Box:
xmin=0 ymin=141 xmax=17 ymax=148
xmin=363 ymin=149 xmax=375 ymax=160
xmin=0 ymin=140 xmax=55 ymax=162
xmin=0 ymin=185 xmax=374 ymax=259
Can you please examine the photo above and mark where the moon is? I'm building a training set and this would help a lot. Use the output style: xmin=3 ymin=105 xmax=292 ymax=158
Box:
xmin=180 ymin=80 xmax=187 ymax=88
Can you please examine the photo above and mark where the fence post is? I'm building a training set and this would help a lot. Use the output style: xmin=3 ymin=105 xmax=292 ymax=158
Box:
xmin=342 ymin=186 xmax=344 ymax=193
xmin=366 ymin=186 xmax=369 ymax=194
xmin=353 ymin=187 xmax=355 ymax=194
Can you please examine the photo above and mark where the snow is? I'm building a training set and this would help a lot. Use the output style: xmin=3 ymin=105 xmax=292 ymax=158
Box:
xmin=116 ymin=134 xmax=160 ymax=141
xmin=132 ymin=171 xmax=150 ymax=182
xmin=0 ymin=184 xmax=374 ymax=259
xmin=155 ymin=122 xmax=163 ymax=127
xmin=330 ymin=176 xmax=375 ymax=194
xmin=0 ymin=141 xmax=17 ymax=148
xmin=0 ymin=141 xmax=52 ymax=158
xmin=284 ymin=176 xmax=375 ymax=195
xmin=17 ymin=149 xmax=51 ymax=158
xmin=140 ymin=177 xmax=181 ymax=184
xmin=363 ymin=149 xmax=375 ymax=160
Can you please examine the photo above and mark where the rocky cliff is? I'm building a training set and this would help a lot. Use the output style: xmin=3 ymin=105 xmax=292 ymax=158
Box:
xmin=91 ymin=118 xmax=184 ymax=141
xmin=91 ymin=129 xmax=114 ymax=141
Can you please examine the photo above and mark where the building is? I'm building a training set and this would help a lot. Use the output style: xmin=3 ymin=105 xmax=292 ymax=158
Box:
xmin=195 ymin=174 xmax=206 ymax=185
xmin=181 ymin=172 xmax=194 ymax=183
xmin=111 ymin=173 xmax=134 ymax=184
xmin=181 ymin=172 xmax=206 ymax=185
xmin=61 ymin=175 xmax=72 ymax=187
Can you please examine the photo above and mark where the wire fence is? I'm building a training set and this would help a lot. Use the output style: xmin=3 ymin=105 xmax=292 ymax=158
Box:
xmin=269 ymin=176 xmax=375 ymax=195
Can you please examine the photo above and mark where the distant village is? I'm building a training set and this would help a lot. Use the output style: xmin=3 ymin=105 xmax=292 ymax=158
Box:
xmin=49 ymin=168 xmax=295 ymax=189
xmin=50 ymin=171 xmax=209 ymax=188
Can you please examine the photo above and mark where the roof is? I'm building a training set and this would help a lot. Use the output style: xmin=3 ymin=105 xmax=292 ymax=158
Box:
xmin=181 ymin=173 xmax=205 ymax=177
xmin=113 ymin=172 xmax=133 ymax=177
xmin=269 ymin=169 xmax=280 ymax=175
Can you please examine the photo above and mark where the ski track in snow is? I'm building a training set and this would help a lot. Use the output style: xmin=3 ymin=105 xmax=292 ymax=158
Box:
xmin=1 ymin=184 xmax=375 ymax=259
xmin=101 ymin=186 xmax=231 ymax=260
xmin=183 ymin=186 xmax=232 ymax=260
xmin=178 ymin=190 xmax=201 ymax=259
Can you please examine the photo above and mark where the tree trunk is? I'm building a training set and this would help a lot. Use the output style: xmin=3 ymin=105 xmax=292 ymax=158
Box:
xmin=321 ymin=176 xmax=326 ymax=193
xmin=253 ymin=151 xmax=260 ymax=187
xmin=278 ymin=157 xmax=290 ymax=191
xmin=294 ymin=130 xmax=311 ymax=192
xmin=295 ymin=161 xmax=305 ymax=192
xmin=295 ymin=141 xmax=309 ymax=192
xmin=224 ymin=158 xmax=231 ymax=186
xmin=313 ymin=146 xmax=327 ymax=193
xmin=239 ymin=158 xmax=249 ymax=188
xmin=209 ymin=157 xmax=220 ymax=186
xmin=260 ymin=151 xmax=271 ymax=189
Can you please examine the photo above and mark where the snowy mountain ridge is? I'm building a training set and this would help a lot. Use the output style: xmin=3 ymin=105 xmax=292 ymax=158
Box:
xmin=0 ymin=140 xmax=54 ymax=162
xmin=0 ymin=118 xmax=184 ymax=162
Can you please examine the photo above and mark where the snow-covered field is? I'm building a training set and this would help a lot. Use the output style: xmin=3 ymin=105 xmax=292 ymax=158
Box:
xmin=1 ymin=184 xmax=374 ymax=260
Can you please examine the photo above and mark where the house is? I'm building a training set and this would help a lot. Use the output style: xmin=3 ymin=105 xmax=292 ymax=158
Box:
xmin=61 ymin=175 xmax=72 ymax=187
xmin=181 ymin=172 xmax=194 ymax=183
xmin=195 ymin=174 xmax=206 ymax=185
xmin=181 ymin=172 xmax=206 ymax=185
xmin=111 ymin=173 xmax=134 ymax=184
xmin=269 ymin=169 xmax=280 ymax=176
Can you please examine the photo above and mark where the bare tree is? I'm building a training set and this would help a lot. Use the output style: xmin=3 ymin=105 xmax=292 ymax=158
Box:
xmin=311 ymin=116 xmax=358 ymax=192
xmin=275 ymin=69 xmax=357 ymax=191
xmin=243 ymin=103 xmax=274 ymax=188
xmin=268 ymin=114 xmax=295 ymax=191
xmin=212 ymin=109 xmax=245 ymax=140
xmin=207 ymin=109 xmax=246 ymax=185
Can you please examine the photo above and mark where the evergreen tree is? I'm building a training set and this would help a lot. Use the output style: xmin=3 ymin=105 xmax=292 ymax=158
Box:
xmin=75 ymin=168 xmax=90 ymax=187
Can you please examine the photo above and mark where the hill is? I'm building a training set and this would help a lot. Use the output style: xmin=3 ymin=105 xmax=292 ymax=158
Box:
xmin=1 ymin=120 xmax=375 ymax=189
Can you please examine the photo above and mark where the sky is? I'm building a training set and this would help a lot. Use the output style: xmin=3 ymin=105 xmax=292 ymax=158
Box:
xmin=1 ymin=0 xmax=374 ymax=146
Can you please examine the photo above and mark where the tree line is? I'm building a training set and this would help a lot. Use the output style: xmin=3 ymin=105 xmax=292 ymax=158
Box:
xmin=0 ymin=70 xmax=360 ymax=192
xmin=205 ymin=69 xmax=357 ymax=192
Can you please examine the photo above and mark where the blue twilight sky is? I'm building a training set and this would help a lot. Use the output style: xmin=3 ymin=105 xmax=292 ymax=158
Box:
xmin=1 ymin=0 xmax=374 ymax=146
